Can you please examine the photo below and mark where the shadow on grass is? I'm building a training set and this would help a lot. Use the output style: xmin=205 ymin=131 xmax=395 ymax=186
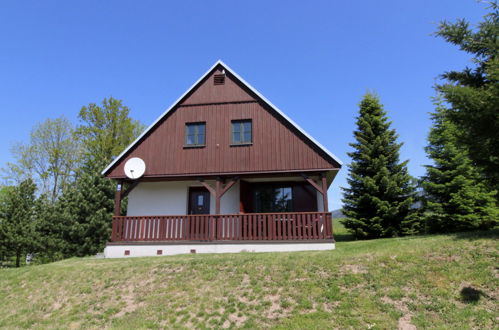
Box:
xmin=450 ymin=228 xmax=499 ymax=241
xmin=332 ymin=218 xmax=356 ymax=242
xmin=460 ymin=286 xmax=486 ymax=304
xmin=334 ymin=232 xmax=356 ymax=242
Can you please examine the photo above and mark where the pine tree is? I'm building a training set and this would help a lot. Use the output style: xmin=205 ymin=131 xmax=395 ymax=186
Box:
xmin=342 ymin=93 xmax=417 ymax=239
xmin=33 ymin=195 xmax=73 ymax=262
xmin=58 ymin=159 xmax=115 ymax=257
xmin=421 ymin=104 xmax=498 ymax=233
xmin=0 ymin=179 xmax=37 ymax=267
xmin=435 ymin=3 xmax=499 ymax=193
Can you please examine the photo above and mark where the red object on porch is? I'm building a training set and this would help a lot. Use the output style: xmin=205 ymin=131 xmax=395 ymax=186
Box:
xmin=111 ymin=212 xmax=333 ymax=242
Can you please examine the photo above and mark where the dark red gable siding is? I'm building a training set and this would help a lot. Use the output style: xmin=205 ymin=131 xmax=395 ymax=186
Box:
xmin=106 ymin=67 xmax=338 ymax=179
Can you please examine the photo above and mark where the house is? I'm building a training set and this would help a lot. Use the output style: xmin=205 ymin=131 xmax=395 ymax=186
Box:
xmin=102 ymin=60 xmax=342 ymax=258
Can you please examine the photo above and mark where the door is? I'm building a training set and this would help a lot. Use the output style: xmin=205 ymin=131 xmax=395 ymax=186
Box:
xmin=188 ymin=187 xmax=211 ymax=214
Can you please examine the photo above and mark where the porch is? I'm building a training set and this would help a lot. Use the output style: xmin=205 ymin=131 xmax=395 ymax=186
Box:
xmin=106 ymin=172 xmax=336 ymax=257
xmin=110 ymin=212 xmax=333 ymax=243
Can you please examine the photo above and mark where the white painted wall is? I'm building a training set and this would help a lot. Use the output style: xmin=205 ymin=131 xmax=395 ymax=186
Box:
xmin=220 ymin=181 xmax=240 ymax=214
xmin=316 ymin=190 xmax=325 ymax=212
xmin=127 ymin=180 xmax=240 ymax=216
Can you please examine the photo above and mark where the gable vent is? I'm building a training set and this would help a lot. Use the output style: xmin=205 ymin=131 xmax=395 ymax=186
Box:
xmin=214 ymin=74 xmax=225 ymax=85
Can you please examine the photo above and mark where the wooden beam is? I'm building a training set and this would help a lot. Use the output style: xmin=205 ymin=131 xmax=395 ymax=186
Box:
xmin=198 ymin=180 xmax=216 ymax=197
xmin=321 ymin=173 xmax=329 ymax=212
xmin=199 ymin=177 xmax=239 ymax=214
xmin=215 ymin=179 xmax=221 ymax=214
xmin=113 ymin=180 xmax=123 ymax=216
xmin=302 ymin=174 xmax=324 ymax=195
xmin=121 ymin=181 xmax=140 ymax=199
xmin=219 ymin=177 xmax=239 ymax=197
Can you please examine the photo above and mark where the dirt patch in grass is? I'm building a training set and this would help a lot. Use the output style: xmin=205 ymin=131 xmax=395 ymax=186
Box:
xmin=340 ymin=264 xmax=368 ymax=274
xmin=381 ymin=296 xmax=416 ymax=330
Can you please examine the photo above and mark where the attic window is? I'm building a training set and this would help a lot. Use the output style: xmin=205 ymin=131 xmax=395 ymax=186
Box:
xmin=214 ymin=74 xmax=225 ymax=85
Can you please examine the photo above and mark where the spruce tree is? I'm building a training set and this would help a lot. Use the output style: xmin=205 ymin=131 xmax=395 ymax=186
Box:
xmin=58 ymin=159 xmax=115 ymax=257
xmin=342 ymin=93 xmax=417 ymax=239
xmin=33 ymin=195 xmax=73 ymax=262
xmin=422 ymin=104 xmax=498 ymax=233
xmin=0 ymin=179 xmax=37 ymax=267
xmin=435 ymin=3 xmax=499 ymax=193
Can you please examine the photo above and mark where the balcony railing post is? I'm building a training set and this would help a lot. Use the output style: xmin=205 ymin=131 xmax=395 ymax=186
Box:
xmin=111 ymin=217 xmax=117 ymax=242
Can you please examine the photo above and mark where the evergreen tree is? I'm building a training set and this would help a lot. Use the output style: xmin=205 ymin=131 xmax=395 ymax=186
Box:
xmin=57 ymin=160 xmax=115 ymax=256
xmin=422 ymin=104 xmax=498 ymax=232
xmin=33 ymin=195 xmax=73 ymax=262
xmin=342 ymin=93 xmax=417 ymax=239
xmin=0 ymin=179 xmax=37 ymax=267
xmin=435 ymin=3 xmax=499 ymax=193
xmin=56 ymin=97 xmax=143 ymax=256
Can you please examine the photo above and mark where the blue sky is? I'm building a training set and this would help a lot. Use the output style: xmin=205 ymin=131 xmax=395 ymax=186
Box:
xmin=0 ymin=1 xmax=488 ymax=209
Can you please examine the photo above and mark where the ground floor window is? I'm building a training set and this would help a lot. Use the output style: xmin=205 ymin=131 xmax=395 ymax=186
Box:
xmin=253 ymin=185 xmax=292 ymax=212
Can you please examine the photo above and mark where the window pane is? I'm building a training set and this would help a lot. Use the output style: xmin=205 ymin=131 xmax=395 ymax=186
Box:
xmin=232 ymin=132 xmax=240 ymax=143
xmin=198 ymin=133 xmax=205 ymax=145
xmin=232 ymin=122 xmax=241 ymax=134
xmin=198 ymin=124 xmax=205 ymax=135
xmin=243 ymin=121 xmax=251 ymax=133
xmin=187 ymin=125 xmax=196 ymax=135
xmin=243 ymin=131 xmax=251 ymax=142
xmin=253 ymin=185 xmax=292 ymax=212
xmin=186 ymin=134 xmax=195 ymax=145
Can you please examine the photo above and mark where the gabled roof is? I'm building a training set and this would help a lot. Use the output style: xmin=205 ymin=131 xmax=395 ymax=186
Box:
xmin=102 ymin=60 xmax=342 ymax=176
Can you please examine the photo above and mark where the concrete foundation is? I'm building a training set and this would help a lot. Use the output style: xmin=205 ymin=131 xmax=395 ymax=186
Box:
xmin=104 ymin=241 xmax=335 ymax=258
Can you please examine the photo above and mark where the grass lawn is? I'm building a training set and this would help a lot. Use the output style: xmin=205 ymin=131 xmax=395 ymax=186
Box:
xmin=0 ymin=229 xmax=497 ymax=329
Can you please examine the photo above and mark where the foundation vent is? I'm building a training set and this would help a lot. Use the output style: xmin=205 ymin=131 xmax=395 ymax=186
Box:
xmin=124 ymin=250 xmax=130 ymax=256
xmin=157 ymin=250 xmax=163 ymax=255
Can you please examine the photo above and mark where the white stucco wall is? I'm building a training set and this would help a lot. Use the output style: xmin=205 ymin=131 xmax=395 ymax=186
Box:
xmin=127 ymin=181 xmax=240 ymax=216
xmin=316 ymin=190 xmax=325 ymax=212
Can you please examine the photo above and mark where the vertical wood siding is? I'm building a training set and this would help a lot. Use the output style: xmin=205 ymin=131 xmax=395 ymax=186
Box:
xmin=107 ymin=69 xmax=337 ymax=178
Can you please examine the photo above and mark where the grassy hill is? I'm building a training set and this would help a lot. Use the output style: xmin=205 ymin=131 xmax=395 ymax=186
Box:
xmin=0 ymin=227 xmax=497 ymax=329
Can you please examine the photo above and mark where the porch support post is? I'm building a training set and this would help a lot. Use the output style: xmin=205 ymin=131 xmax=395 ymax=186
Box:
xmin=113 ymin=180 xmax=123 ymax=216
xmin=321 ymin=173 xmax=329 ymax=212
xmin=199 ymin=177 xmax=239 ymax=215
xmin=215 ymin=178 xmax=222 ymax=215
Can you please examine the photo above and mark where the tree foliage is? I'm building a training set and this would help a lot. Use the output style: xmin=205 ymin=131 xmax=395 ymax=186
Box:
xmin=422 ymin=102 xmax=498 ymax=232
xmin=435 ymin=2 xmax=499 ymax=193
xmin=56 ymin=160 xmax=115 ymax=257
xmin=342 ymin=93 xmax=418 ymax=239
xmin=0 ymin=179 xmax=37 ymax=267
xmin=76 ymin=97 xmax=144 ymax=165
xmin=55 ymin=97 xmax=143 ymax=256
xmin=5 ymin=116 xmax=80 ymax=202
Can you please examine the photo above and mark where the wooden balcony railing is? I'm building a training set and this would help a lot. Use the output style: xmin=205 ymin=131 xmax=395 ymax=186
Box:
xmin=111 ymin=212 xmax=333 ymax=242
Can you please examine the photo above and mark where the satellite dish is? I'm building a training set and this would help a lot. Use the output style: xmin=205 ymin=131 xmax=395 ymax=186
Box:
xmin=124 ymin=157 xmax=146 ymax=179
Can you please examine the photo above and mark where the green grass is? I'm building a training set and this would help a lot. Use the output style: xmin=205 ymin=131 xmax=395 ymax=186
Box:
xmin=0 ymin=230 xmax=497 ymax=329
